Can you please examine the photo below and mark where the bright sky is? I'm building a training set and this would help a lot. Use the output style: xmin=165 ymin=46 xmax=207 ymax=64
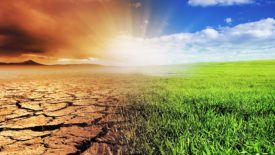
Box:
xmin=0 ymin=0 xmax=275 ymax=66
xmin=103 ymin=0 xmax=275 ymax=66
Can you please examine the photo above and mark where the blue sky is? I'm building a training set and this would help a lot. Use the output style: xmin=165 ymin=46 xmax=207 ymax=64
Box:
xmin=103 ymin=0 xmax=275 ymax=66
xmin=133 ymin=0 xmax=275 ymax=36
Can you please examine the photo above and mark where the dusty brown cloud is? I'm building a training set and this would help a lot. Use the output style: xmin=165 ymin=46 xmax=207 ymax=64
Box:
xmin=0 ymin=0 xmax=132 ymax=63
xmin=0 ymin=25 xmax=46 ymax=54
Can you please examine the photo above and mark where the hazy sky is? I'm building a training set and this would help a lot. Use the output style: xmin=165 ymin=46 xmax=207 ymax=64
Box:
xmin=0 ymin=0 xmax=275 ymax=65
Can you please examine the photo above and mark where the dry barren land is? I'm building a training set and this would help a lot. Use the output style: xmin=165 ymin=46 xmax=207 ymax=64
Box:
xmin=0 ymin=66 xmax=138 ymax=155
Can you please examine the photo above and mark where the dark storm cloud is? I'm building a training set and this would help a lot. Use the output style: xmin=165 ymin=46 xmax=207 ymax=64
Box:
xmin=0 ymin=25 xmax=47 ymax=55
xmin=0 ymin=0 xmax=132 ymax=62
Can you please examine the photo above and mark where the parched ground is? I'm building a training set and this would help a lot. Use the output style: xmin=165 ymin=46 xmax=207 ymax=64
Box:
xmin=0 ymin=68 xmax=138 ymax=155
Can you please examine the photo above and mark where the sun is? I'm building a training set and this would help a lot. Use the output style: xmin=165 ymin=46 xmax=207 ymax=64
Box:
xmin=104 ymin=35 xmax=169 ymax=66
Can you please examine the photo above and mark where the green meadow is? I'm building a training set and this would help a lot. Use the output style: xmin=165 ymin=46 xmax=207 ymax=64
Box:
xmin=124 ymin=60 xmax=275 ymax=154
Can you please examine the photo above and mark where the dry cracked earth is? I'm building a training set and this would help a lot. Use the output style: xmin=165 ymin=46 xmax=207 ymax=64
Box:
xmin=0 ymin=68 xmax=137 ymax=155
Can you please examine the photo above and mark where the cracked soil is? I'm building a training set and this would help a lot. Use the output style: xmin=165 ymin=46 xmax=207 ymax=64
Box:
xmin=0 ymin=67 xmax=136 ymax=155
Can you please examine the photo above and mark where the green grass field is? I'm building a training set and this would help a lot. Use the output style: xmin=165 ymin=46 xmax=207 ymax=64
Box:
xmin=124 ymin=60 xmax=275 ymax=154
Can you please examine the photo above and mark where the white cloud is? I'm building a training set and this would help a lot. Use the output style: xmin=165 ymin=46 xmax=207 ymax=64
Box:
xmin=104 ymin=18 xmax=275 ymax=66
xmin=188 ymin=0 xmax=254 ymax=6
xmin=201 ymin=28 xmax=220 ymax=39
xmin=144 ymin=20 xmax=149 ymax=25
xmin=225 ymin=17 xmax=233 ymax=24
